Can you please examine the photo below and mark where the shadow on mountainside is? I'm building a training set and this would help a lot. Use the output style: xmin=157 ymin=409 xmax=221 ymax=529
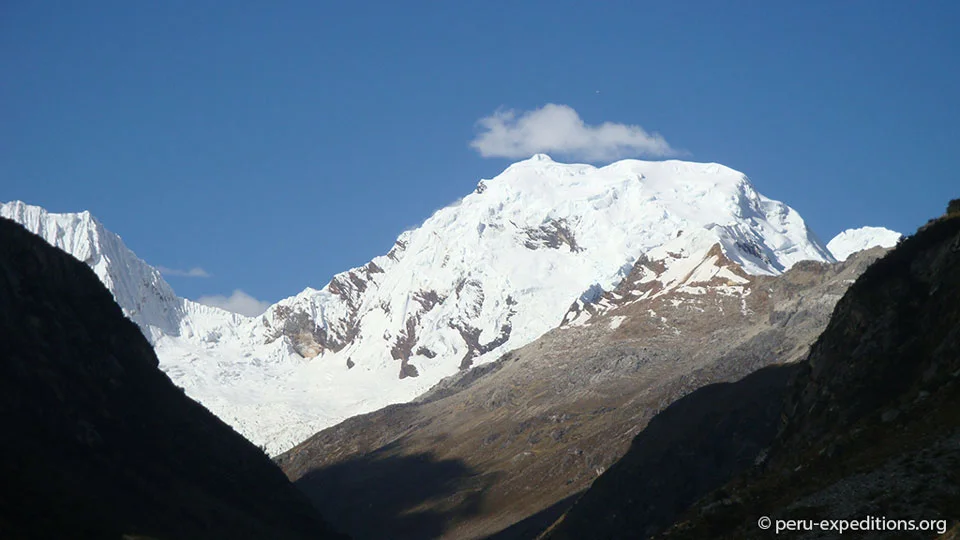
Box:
xmin=296 ymin=440 xmax=497 ymax=540
xmin=543 ymin=363 xmax=802 ymax=540
xmin=484 ymin=492 xmax=582 ymax=540
xmin=0 ymin=217 xmax=342 ymax=539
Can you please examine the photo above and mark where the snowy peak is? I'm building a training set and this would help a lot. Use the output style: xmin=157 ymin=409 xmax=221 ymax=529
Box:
xmin=0 ymin=201 xmax=186 ymax=341
xmin=482 ymin=158 xmax=832 ymax=272
xmin=0 ymin=201 xmax=248 ymax=345
xmin=254 ymin=157 xmax=833 ymax=383
xmin=2 ymin=157 xmax=840 ymax=454
xmin=827 ymin=226 xmax=902 ymax=261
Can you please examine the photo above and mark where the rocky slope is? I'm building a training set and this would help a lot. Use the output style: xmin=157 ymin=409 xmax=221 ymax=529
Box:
xmin=3 ymin=156 xmax=853 ymax=454
xmin=0 ymin=217 xmax=343 ymax=540
xmin=275 ymin=236 xmax=885 ymax=539
xmin=547 ymin=206 xmax=960 ymax=539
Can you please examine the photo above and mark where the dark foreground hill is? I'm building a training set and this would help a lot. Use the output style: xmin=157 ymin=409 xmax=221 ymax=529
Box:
xmin=0 ymin=217 xmax=344 ymax=540
xmin=546 ymin=209 xmax=960 ymax=539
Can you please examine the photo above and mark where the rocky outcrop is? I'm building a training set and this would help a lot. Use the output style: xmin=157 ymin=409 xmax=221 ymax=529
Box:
xmin=392 ymin=291 xmax=448 ymax=378
xmin=0 ymin=218 xmax=344 ymax=540
xmin=522 ymin=219 xmax=584 ymax=252
xmin=276 ymin=244 xmax=881 ymax=540
xmin=266 ymin=304 xmax=332 ymax=357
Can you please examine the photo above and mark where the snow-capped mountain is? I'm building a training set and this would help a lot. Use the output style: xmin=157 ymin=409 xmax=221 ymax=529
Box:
xmin=0 ymin=201 xmax=250 ymax=339
xmin=1 ymin=201 xmax=187 ymax=342
xmin=827 ymin=226 xmax=902 ymax=261
xmin=3 ymin=155 xmax=837 ymax=454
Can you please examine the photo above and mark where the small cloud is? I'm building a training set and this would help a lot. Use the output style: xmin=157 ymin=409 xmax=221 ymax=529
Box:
xmin=158 ymin=266 xmax=211 ymax=278
xmin=196 ymin=289 xmax=271 ymax=317
xmin=470 ymin=103 xmax=681 ymax=162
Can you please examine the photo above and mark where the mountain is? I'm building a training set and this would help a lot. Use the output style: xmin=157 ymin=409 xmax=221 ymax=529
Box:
xmin=0 ymin=200 xmax=319 ymax=453
xmin=274 ymin=237 xmax=884 ymax=539
xmin=0 ymin=200 xmax=249 ymax=343
xmin=546 ymin=207 xmax=960 ymax=539
xmin=0 ymin=200 xmax=189 ymax=342
xmin=0 ymin=217 xmax=343 ymax=540
xmin=827 ymin=225 xmax=902 ymax=261
xmin=2 ymin=156 xmax=836 ymax=454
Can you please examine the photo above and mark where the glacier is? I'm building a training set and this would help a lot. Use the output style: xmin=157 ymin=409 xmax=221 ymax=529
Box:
xmin=4 ymin=155 xmax=856 ymax=454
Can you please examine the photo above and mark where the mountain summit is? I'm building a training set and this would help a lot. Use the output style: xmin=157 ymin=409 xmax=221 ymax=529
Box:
xmin=5 ymin=158 xmax=848 ymax=453
xmin=0 ymin=201 xmax=187 ymax=341
xmin=827 ymin=225 xmax=902 ymax=261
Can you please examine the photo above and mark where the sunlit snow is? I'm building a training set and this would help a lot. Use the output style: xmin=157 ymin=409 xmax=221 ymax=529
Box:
xmin=2 ymin=156 xmax=837 ymax=454
xmin=827 ymin=226 xmax=901 ymax=261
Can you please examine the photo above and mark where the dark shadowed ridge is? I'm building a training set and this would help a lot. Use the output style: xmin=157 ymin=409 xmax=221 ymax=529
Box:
xmin=541 ymin=364 xmax=800 ymax=539
xmin=547 ymin=206 xmax=960 ymax=539
xmin=295 ymin=440 xmax=494 ymax=540
xmin=0 ymin=217 xmax=346 ymax=540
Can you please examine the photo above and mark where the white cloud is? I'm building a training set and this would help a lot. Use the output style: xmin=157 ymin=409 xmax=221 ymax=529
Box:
xmin=469 ymin=103 xmax=681 ymax=162
xmin=158 ymin=266 xmax=211 ymax=278
xmin=196 ymin=289 xmax=271 ymax=317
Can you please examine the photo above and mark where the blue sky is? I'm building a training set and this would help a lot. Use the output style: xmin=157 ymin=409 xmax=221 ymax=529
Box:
xmin=2 ymin=1 xmax=958 ymax=311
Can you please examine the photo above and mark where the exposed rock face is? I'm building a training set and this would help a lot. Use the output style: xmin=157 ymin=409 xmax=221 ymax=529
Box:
xmin=276 ymin=243 xmax=881 ymax=540
xmin=0 ymin=218 xmax=343 ymax=540
xmin=266 ymin=304 xmax=332 ymax=357
xmin=522 ymin=219 xmax=584 ymax=252
xmin=551 ymin=212 xmax=960 ymax=540
xmin=266 ymin=262 xmax=389 ymax=358
xmin=392 ymin=290 xmax=449 ymax=378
